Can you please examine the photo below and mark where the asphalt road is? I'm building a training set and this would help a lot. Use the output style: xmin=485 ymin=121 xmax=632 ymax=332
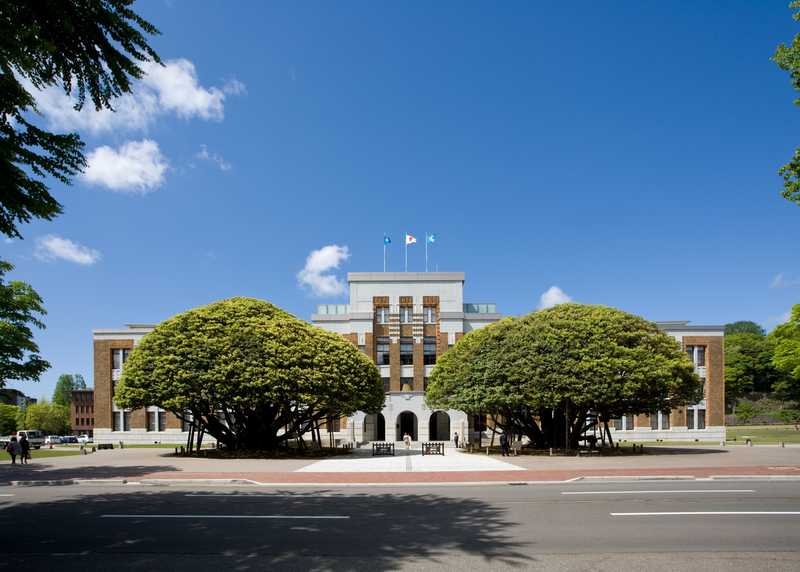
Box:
xmin=1 ymin=480 xmax=799 ymax=571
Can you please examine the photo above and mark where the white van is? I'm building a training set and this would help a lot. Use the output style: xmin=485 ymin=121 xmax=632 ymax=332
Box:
xmin=16 ymin=430 xmax=45 ymax=449
xmin=44 ymin=435 xmax=62 ymax=445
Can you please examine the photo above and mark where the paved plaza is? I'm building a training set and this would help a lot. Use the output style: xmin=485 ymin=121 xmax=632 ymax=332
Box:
xmin=296 ymin=447 xmax=524 ymax=473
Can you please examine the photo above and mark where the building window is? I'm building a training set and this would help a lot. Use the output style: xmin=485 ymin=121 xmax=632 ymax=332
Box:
xmin=423 ymin=306 xmax=436 ymax=324
xmin=399 ymin=306 xmax=413 ymax=324
xmin=147 ymin=412 xmax=156 ymax=432
xmin=423 ymin=337 xmax=437 ymax=365
xmin=112 ymin=348 xmax=131 ymax=370
xmin=113 ymin=412 xmax=121 ymax=431
xmin=123 ymin=412 xmax=131 ymax=431
xmin=158 ymin=411 xmax=166 ymax=432
xmin=625 ymin=414 xmax=635 ymax=430
xmin=400 ymin=337 xmax=413 ymax=365
xmin=697 ymin=409 xmax=706 ymax=429
xmin=375 ymin=307 xmax=389 ymax=324
xmin=424 ymin=377 xmax=429 ymax=391
xmin=661 ymin=412 xmax=670 ymax=429
xmin=613 ymin=418 xmax=622 ymax=431
xmin=358 ymin=344 xmax=366 ymax=354
xmin=687 ymin=410 xmax=695 ymax=430
xmin=382 ymin=378 xmax=390 ymax=392
xmin=400 ymin=377 xmax=414 ymax=391
xmin=686 ymin=345 xmax=706 ymax=367
xmin=376 ymin=337 xmax=390 ymax=365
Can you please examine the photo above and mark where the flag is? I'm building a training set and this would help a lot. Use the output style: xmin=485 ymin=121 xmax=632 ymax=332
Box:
xmin=383 ymin=235 xmax=391 ymax=245
xmin=426 ymin=233 xmax=436 ymax=243
xmin=405 ymin=234 xmax=417 ymax=245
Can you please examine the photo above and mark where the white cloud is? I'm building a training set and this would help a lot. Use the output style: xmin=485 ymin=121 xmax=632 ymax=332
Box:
xmin=83 ymin=139 xmax=167 ymax=192
xmin=34 ymin=235 xmax=100 ymax=265
xmin=24 ymin=59 xmax=245 ymax=134
xmin=297 ymin=245 xmax=350 ymax=296
xmin=538 ymin=285 xmax=572 ymax=309
xmin=195 ymin=144 xmax=231 ymax=171
xmin=771 ymin=272 xmax=800 ymax=289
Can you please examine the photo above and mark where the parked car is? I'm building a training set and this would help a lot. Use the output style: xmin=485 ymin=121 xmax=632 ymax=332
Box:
xmin=16 ymin=430 xmax=45 ymax=449
xmin=61 ymin=435 xmax=79 ymax=444
xmin=44 ymin=435 xmax=62 ymax=445
xmin=77 ymin=434 xmax=93 ymax=444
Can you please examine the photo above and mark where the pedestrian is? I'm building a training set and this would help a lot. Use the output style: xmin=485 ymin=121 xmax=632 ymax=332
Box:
xmin=499 ymin=432 xmax=509 ymax=457
xmin=453 ymin=432 xmax=459 ymax=449
xmin=19 ymin=434 xmax=30 ymax=465
xmin=5 ymin=436 xmax=20 ymax=464
xmin=403 ymin=433 xmax=412 ymax=450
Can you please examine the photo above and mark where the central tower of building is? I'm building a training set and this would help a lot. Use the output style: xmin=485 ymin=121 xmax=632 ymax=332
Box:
xmin=311 ymin=272 xmax=502 ymax=443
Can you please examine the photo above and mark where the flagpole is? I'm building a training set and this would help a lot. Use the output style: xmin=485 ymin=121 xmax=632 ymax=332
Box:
xmin=425 ymin=233 xmax=428 ymax=272
xmin=383 ymin=243 xmax=386 ymax=272
xmin=405 ymin=238 xmax=408 ymax=272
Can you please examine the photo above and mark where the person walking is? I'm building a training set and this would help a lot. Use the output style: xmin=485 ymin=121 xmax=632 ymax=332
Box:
xmin=19 ymin=434 xmax=30 ymax=465
xmin=499 ymin=432 xmax=509 ymax=457
xmin=5 ymin=436 xmax=20 ymax=464
xmin=453 ymin=432 xmax=459 ymax=449
xmin=403 ymin=433 xmax=412 ymax=450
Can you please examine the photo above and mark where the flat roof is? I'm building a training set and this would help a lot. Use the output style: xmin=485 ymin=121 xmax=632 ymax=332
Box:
xmin=347 ymin=272 xmax=465 ymax=282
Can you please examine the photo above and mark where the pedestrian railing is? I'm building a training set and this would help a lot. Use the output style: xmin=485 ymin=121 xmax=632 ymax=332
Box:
xmin=372 ymin=442 xmax=395 ymax=456
xmin=422 ymin=442 xmax=445 ymax=456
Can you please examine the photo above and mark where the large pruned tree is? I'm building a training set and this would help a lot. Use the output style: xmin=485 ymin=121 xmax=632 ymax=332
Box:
xmin=0 ymin=261 xmax=48 ymax=388
xmin=115 ymin=297 xmax=384 ymax=451
xmin=426 ymin=304 xmax=701 ymax=449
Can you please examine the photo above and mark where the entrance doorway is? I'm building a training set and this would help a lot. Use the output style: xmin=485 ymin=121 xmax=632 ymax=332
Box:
xmin=429 ymin=411 xmax=450 ymax=441
xmin=363 ymin=413 xmax=385 ymax=441
xmin=397 ymin=411 xmax=418 ymax=441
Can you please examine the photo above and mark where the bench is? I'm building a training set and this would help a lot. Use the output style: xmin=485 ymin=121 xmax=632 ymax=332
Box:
xmin=97 ymin=443 xmax=114 ymax=450
xmin=422 ymin=442 xmax=445 ymax=456
xmin=372 ymin=442 xmax=395 ymax=456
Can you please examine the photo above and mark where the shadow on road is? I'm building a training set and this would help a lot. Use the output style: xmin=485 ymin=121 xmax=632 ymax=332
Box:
xmin=0 ymin=489 xmax=532 ymax=570
xmin=0 ymin=463 xmax=179 ymax=484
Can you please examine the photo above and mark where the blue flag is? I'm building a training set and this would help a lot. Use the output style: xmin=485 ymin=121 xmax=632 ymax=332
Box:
xmin=426 ymin=233 xmax=436 ymax=243
xmin=383 ymin=235 xmax=391 ymax=245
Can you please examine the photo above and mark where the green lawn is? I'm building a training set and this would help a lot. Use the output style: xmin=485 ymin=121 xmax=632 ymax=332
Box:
xmin=726 ymin=424 xmax=800 ymax=444
xmin=27 ymin=449 xmax=82 ymax=459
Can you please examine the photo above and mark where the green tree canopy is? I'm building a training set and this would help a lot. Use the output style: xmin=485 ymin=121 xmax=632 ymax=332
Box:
xmin=0 ymin=403 xmax=19 ymax=434
xmin=773 ymin=0 xmax=800 ymax=205
xmin=0 ymin=0 xmax=161 ymax=239
xmin=426 ymin=304 xmax=701 ymax=449
xmin=115 ymin=297 xmax=384 ymax=451
xmin=725 ymin=321 xmax=765 ymax=336
xmin=17 ymin=400 xmax=70 ymax=434
xmin=0 ymin=261 xmax=49 ymax=387
xmin=724 ymin=333 xmax=786 ymax=403
xmin=52 ymin=373 xmax=87 ymax=406
xmin=771 ymin=304 xmax=800 ymax=402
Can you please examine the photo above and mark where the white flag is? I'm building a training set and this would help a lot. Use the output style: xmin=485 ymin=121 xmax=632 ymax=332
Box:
xmin=405 ymin=234 xmax=417 ymax=245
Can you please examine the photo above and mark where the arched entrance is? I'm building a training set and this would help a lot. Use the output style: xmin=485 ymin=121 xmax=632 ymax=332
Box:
xmin=363 ymin=413 xmax=385 ymax=441
xmin=429 ymin=411 xmax=450 ymax=441
xmin=397 ymin=411 xmax=418 ymax=441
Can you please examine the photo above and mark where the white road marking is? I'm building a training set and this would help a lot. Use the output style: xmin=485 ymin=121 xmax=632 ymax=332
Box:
xmin=101 ymin=514 xmax=349 ymax=520
xmin=0 ymin=494 xmax=14 ymax=497
xmin=562 ymin=489 xmax=754 ymax=495
xmin=611 ymin=511 xmax=800 ymax=517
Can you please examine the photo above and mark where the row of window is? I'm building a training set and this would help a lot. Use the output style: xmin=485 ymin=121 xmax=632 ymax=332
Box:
xmin=612 ymin=410 xmax=706 ymax=430
xmin=375 ymin=306 xmax=438 ymax=324
xmin=75 ymin=405 xmax=93 ymax=414
xmin=377 ymin=377 xmax=430 ymax=392
xmin=376 ymin=337 xmax=437 ymax=365
xmin=75 ymin=417 xmax=94 ymax=426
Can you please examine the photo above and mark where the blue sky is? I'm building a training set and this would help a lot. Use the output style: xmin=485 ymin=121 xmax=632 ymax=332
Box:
xmin=3 ymin=0 xmax=799 ymax=399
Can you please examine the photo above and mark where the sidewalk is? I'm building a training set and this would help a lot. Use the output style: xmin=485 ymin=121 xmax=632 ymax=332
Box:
xmin=2 ymin=444 xmax=798 ymax=485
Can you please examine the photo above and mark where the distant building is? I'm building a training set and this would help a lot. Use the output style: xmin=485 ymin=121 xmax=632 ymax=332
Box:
xmin=91 ymin=272 xmax=725 ymax=444
xmin=70 ymin=389 xmax=95 ymax=437
xmin=0 ymin=388 xmax=37 ymax=408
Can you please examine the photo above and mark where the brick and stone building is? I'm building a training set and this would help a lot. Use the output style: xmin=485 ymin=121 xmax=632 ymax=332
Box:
xmin=91 ymin=271 xmax=725 ymax=444
xmin=70 ymin=389 xmax=95 ymax=437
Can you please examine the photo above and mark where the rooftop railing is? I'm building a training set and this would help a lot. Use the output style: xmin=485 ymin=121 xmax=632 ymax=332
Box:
xmin=315 ymin=304 xmax=349 ymax=315
xmin=463 ymin=303 xmax=497 ymax=314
